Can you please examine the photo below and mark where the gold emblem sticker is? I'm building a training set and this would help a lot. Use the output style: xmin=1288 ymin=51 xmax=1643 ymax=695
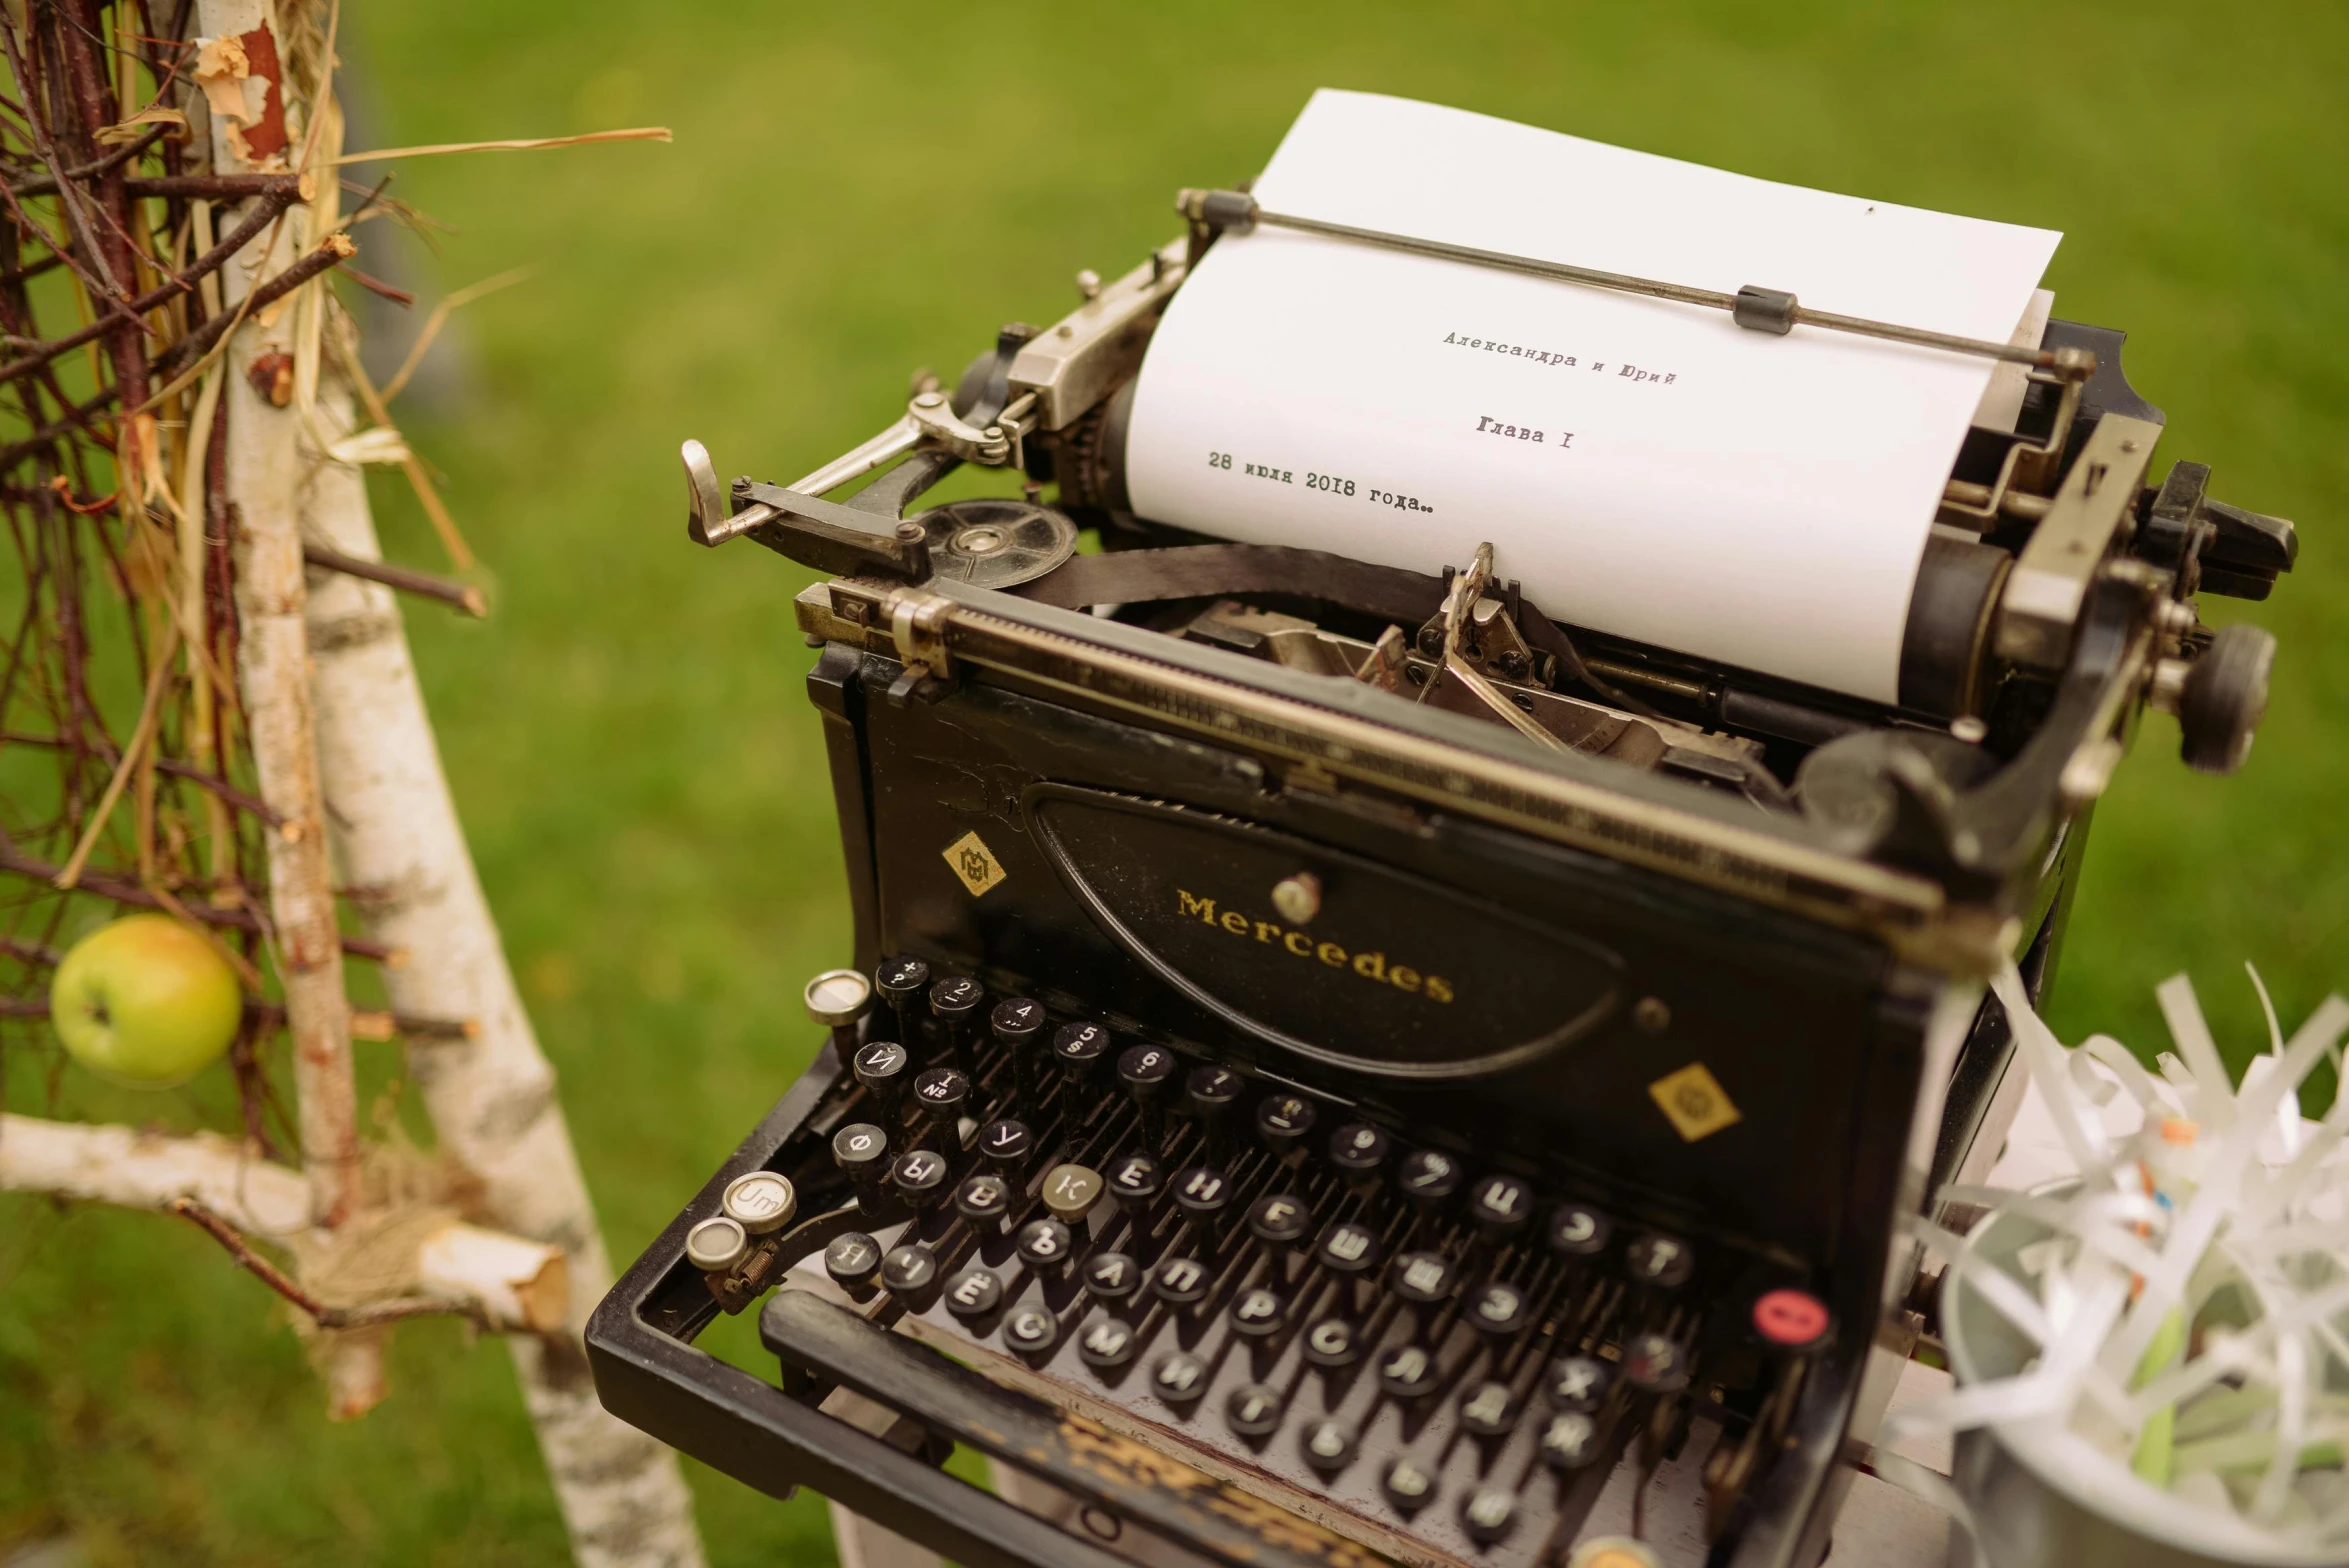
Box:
xmin=1648 ymin=1062 xmax=1741 ymax=1143
xmin=943 ymin=830 xmax=1007 ymax=898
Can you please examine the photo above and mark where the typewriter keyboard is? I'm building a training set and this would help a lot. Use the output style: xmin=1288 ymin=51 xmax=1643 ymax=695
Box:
xmin=710 ymin=964 xmax=1837 ymax=1568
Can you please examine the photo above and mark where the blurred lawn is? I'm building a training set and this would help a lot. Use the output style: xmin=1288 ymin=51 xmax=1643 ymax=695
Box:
xmin=3 ymin=0 xmax=2344 ymax=1561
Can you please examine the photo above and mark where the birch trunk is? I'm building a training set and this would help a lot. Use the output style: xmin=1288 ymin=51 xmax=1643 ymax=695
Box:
xmin=196 ymin=0 xmax=373 ymax=1416
xmin=301 ymin=384 xmax=704 ymax=1565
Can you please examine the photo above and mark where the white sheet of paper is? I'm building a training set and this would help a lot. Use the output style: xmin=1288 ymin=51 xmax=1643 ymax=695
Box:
xmin=1123 ymin=91 xmax=2061 ymax=701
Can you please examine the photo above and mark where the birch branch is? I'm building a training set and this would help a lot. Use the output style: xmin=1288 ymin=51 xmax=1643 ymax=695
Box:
xmin=0 ymin=1112 xmax=569 ymax=1335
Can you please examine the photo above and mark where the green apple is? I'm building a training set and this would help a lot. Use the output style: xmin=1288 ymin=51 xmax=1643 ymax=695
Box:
xmin=50 ymin=914 xmax=244 ymax=1088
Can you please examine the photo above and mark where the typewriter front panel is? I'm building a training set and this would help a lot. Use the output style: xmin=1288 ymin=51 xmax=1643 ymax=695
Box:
xmin=857 ymin=653 xmax=1912 ymax=1270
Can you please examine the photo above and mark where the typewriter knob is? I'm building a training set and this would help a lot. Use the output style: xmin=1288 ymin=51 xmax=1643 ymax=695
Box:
xmin=1052 ymin=1022 xmax=1111 ymax=1094
xmin=1149 ymin=1254 xmax=1212 ymax=1310
xmin=721 ymin=1170 xmax=798 ymax=1236
xmin=1548 ymin=1201 xmax=1615 ymax=1258
xmin=1389 ymin=1250 xmax=1458 ymax=1307
xmin=876 ymin=956 xmax=931 ymax=1050
xmin=1315 ymin=1219 xmax=1382 ymax=1274
xmin=990 ymin=997 xmax=1048 ymax=1110
xmin=1003 ymin=1304 xmax=1058 ymax=1355
xmin=2176 ymin=621 xmax=2277 ymax=775
xmin=1246 ymin=1192 xmax=1311 ymax=1254
xmin=1017 ymin=1217 xmax=1076 ymax=1278
xmin=831 ymin=1121 xmax=892 ymax=1216
xmin=1459 ymin=1379 xmax=1523 ymax=1438
xmin=1625 ymin=1231 xmax=1696 ymax=1290
xmin=1751 ymin=1286 xmax=1833 ymax=1355
xmin=929 ymin=976 xmax=985 ymax=1075
xmin=1395 ymin=1149 xmax=1464 ymax=1213
xmin=1255 ymin=1093 xmax=1317 ymax=1161
xmin=1622 ymin=1330 xmax=1692 ymax=1394
xmin=1547 ymin=1353 xmax=1616 ymax=1412
xmin=824 ymin=1230 xmax=884 ymax=1293
xmin=954 ymin=1172 xmax=1014 ymax=1233
xmin=851 ymin=1039 xmax=911 ymax=1125
xmin=880 ymin=1242 xmax=942 ymax=1302
xmin=685 ymin=1214 xmax=749 ymax=1274
xmin=1300 ymin=1417 xmax=1357 ymax=1475
xmin=1042 ymin=1161 xmax=1105 ymax=1227
xmin=1152 ymin=1351 xmax=1210 ymax=1406
xmin=911 ymin=1065 xmax=970 ymax=1153
xmin=1230 ymin=1285 xmax=1285 ymax=1338
xmin=1381 ymin=1455 xmax=1436 ymax=1514
xmin=1185 ymin=1064 xmax=1246 ymax=1159
xmin=1327 ymin=1122 xmax=1392 ymax=1191
xmin=1467 ymin=1280 xmax=1529 ymax=1335
xmin=1225 ymin=1382 xmax=1286 ymax=1438
xmin=1461 ymin=1486 xmax=1517 ymax=1546
xmin=1082 ymin=1249 xmax=1141 ymax=1301
xmin=977 ymin=1117 xmax=1034 ymax=1176
xmin=890 ymin=1147 xmax=952 ymax=1215
xmin=1116 ymin=1044 xmax=1178 ymax=1153
xmin=1171 ymin=1165 xmax=1236 ymax=1235
xmin=1541 ymin=1412 xmax=1604 ymax=1472
xmin=1108 ymin=1151 xmax=1165 ymax=1211
xmin=942 ymin=1267 xmax=1004 ymax=1321
xmin=1377 ymin=1342 xmax=1441 ymax=1402
xmin=1467 ymin=1173 xmax=1535 ymax=1240
xmin=802 ymin=967 xmax=872 ymax=1055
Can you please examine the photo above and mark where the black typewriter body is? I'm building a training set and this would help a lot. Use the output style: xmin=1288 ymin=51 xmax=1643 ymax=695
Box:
xmin=590 ymin=212 xmax=2295 ymax=1568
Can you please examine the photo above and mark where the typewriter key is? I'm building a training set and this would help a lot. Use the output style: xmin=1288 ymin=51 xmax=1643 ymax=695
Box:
xmin=1016 ymin=1217 xmax=1074 ymax=1277
xmin=943 ymin=1266 xmax=1003 ymax=1319
xmin=1547 ymin=1201 xmax=1614 ymax=1258
xmin=1042 ymin=1162 xmax=1104 ymax=1226
xmin=721 ymin=1170 xmax=797 ymax=1235
xmin=1300 ymin=1418 xmax=1357 ymax=1474
xmin=875 ymin=956 xmax=930 ymax=1053
xmin=1081 ymin=1250 xmax=1140 ymax=1301
xmin=1229 ymin=1286 xmax=1284 ymax=1337
xmin=1459 ymin=1379 xmax=1523 ymax=1437
xmin=824 ymin=1231 xmax=883 ymax=1290
xmin=685 ymin=1215 xmax=749 ymax=1273
xmin=831 ymin=1121 xmax=891 ymax=1216
xmin=1185 ymin=1065 xmax=1246 ymax=1159
xmin=1224 ymin=1383 xmax=1285 ymax=1437
xmin=990 ymin=997 xmax=1047 ymax=1109
xmin=1461 ymin=1486 xmax=1517 ymax=1545
xmin=1077 ymin=1315 xmax=1138 ymax=1369
xmin=852 ymin=1040 xmax=911 ymax=1124
xmin=1152 ymin=1351 xmax=1210 ymax=1405
xmin=954 ymin=1172 xmax=1013 ymax=1231
xmin=929 ymin=976 xmax=984 ymax=1075
xmin=1395 ymin=1149 xmax=1463 ymax=1211
xmin=1302 ymin=1316 xmax=1361 ymax=1368
xmin=1467 ymin=1280 xmax=1529 ymax=1335
xmin=1625 ymin=1231 xmax=1695 ymax=1289
xmin=977 ymin=1117 xmax=1034 ymax=1176
xmin=1246 ymin=1193 xmax=1311 ymax=1251
xmin=912 ymin=1066 xmax=970 ymax=1152
xmin=1622 ymin=1331 xmax=1690 ymax=1394
xmin=1002 ymin=1305 xmax=1058 ymax=1354
xmin=1547 ymin=1353 xmax=1615 ymax=1412
xmin=1376 ymin=1342 xmax=1439 ymax=1400
xmin=1467 ymin=1173 xmax=1535 ymax=1238
xmin=1328 ymin=1122 xmax=1392 ymax=1188
xmin=1380 ymin=1456 xmax=1436 ymax=1514
xmin=880 ymin=1243 xmax=940 ymax=1298
xmin=1116 ymin=1045 xmax=1177 ymax=1154
xmin=1540 ymin=1411 xmax=1602 ymax=1470
xmin=1170 ymin=1165 xmax=1234 ymax=1232
xmin=1107 ymin=1152 xmax=1164 ymax=1210
xmin=1149 ymin=1255 xmax=1210 ymax=1308
xmin=1751 ymin=1286 xmax=1831 ymax=1353
xmin=1389 ymin=1250 xmax=1458 ymax=1306
xmin=890 ymin=1148 xmax=950 ymax=1213
xmin=1051 ymin=1023 xmax=1110 ymax=1092
xmin=1315 ymin=1220 xmax=1382 ymax=1274
xmin=1255 ymin=1093 xmax=1317 ymax=1159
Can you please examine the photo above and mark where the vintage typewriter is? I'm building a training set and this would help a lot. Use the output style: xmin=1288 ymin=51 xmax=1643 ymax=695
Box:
xmin=587 ymin=161 xmax=2296 ymax=1568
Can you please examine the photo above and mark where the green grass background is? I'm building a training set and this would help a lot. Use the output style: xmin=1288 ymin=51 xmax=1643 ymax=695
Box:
xmin=4 ymin=0 xmax=2344 ymax=1560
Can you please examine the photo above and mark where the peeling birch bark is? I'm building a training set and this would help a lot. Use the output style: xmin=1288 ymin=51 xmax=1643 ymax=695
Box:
xmin=302 ymin=385 xmax=705 ymax=1564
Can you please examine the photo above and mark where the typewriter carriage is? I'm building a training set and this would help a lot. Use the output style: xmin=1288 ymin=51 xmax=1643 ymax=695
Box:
xmin=591 ymin=222 xmax=2295 ymax=1568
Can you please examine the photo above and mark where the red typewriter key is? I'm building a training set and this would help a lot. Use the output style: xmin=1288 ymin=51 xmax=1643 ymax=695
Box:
xmin=1752 ymin=1287 xmax=1832 ymax=1352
